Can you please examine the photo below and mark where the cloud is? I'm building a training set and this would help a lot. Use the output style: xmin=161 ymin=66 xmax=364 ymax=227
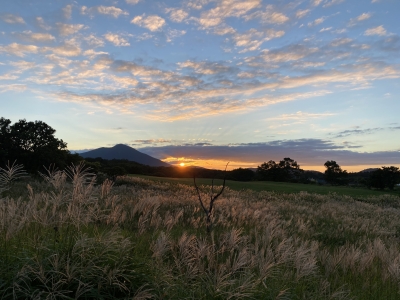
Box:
xmin=131 ymin=139 xmax=176 ymax=145
xmin=356 ymin=12 xmax=372 ymax=21
xmin=0 ymin=13 xmax=25 ymax=24
xmin=0 ymin=43 xmax=38 ymax=57
xmin=166 ymin=8 xmax=189 ymax=22
xmin=81 ymin=6 xmax=129 ymax=18
xmin=320 ymin=27 xmax=332 ymax=32
xmin=364 ymin=25 xmax=387 ymax=36
xmin=233 ymin=28 xmax=285 ymax=52
xmin=332 ymin=126 xmax=400 ymax=138
xmin=178 ymin=60 xmax=232 ymax=75
xmin=63 ymin=5 xmax=72 ymax=19
xmin=252 ymin=44 xmax=318 ymax=64
xmin=244 ymin=5 xmax=289 ymax=24
xmin=269 ymin=111 xmax=335 ymax=121
xmin=83 ymin=34 xmax=105 ymax=47
xmin=213 ymin=25 xmax=236 ymax=35
xmin=323 ymin=0 xmax=345 ymax=7
xmin=308 ymin=17 xmax=326 ymax=27
xmin=0 ymin=84 xmax=27 ymax=93
xmin=9 ymin=60 xmax=36 ymax=72
xmin=13 ymin=31 xmax=55 ymax=43
xmin=296 ymin=9 xmax=310 ymax=19
xmin=126 ymin=0 xmax=140 ymax=4
xmin=35 ymin=17 xmax=51 ymax=30
xmin=104 ymin=33 xmax=130 ymax=46
xmin=83 ymin=49 xmax=108 ymax=59
xmin=165 ymin=29 xmax=187 ymax=42
xmin=139 ymin=139 xmax=400 ymax=167
xmin=330 ymin=37 xmax=352 ymax=47
xmin=348 ymin=12 xmax=371 ymax=26
xmin=131 ymin=14 xmax=166 ymax=31
xmin=198 ymin=0 xmax=260 ymax=28
xmin=56 ymin=23 xmax=85 ymax=36
xmin=311 ymin=0 xmax=323 ymax=6
xmin=43 ymin=42 xmax=81 ymax=57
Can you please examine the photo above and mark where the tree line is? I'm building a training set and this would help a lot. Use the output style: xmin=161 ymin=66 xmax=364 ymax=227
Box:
xmin=1 ymin=118 xmax=399 ymax=190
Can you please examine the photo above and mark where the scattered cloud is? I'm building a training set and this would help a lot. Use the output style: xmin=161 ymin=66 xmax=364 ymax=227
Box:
xmin=269 ymin=111 xmax=335 ymax=121
xmin=330 ymin=37 xmax=352 ymax=47
xmin=198 ymin=0 xmax=260 ymax=28
xmin=320 ymin=27 xmax=332 ymax=32
xmin=13 ymin=31 xmax=55 ymax=43
xmin=323 ymin=0 xmax=345 ymax=8
xmin=213 ymin=25 xmax=236 ymax=35
xmin=166 ymin=8 xmax=189 ymax=22
xmin=126 ymin=0 xmax=140 ymax=4
xmin=233 ymin=28 xmax=285 ymax=52
xmin=104 ymin=33 xmax=130 ymax=46
xmin=56 ymin=23 xmax=85 ymax=36
xmin=131 ymin=14 xmax=166 ymax=31
xmin=332 ymin=126 xmax=400 ymax=138
xmin=245 ymin=5 xmax=289 ymax=24
xmin=81 ymin=6 xmax=129 ymax=18
xmin=296 ymin=9 xmax=310 ymax=19
xmin=83 ymin=34 xmax=105 ymax=47
xmin=63 ymin=5 xmax=72 ymax=19
xmin=43 ymin=42 xmax=81 ymax=57
xmin=348 ymin=12 xmax=371 ymax=26
xmin=35 ymin=17 xmax=51 ymax=30
xmin=308 ymin=17 xmax=326 ymax=27
xmin=311 ymin=0 xmax=323 ymax=7
xmin=364 ymin=25 xmax=387 ymax=36
xmin=0 ymin=84 xmax=27 ymax=93
xmin=0 ymin=13 xmax=25 ymax=24
xmin=178 ymin=60 xmax=232 ymax=75
xmin=0 ymin=43 xmax=38 ymax=57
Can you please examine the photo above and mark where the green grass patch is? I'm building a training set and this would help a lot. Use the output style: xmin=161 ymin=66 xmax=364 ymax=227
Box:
xmin=128 ymin=174 xmax=400 ymax=197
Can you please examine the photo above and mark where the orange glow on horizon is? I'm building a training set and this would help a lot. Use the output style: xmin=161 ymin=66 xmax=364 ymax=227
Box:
xmin=162 ymin=157 xmax=400 ymax=172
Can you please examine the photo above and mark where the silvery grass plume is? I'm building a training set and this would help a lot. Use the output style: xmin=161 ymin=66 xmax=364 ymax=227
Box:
xmin=0 ymin=160 xmax=27 ymax=193
xmin=38 ymin=164 xmax=67 ymax=192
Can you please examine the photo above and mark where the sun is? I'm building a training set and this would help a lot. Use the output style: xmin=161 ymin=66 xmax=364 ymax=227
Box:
xmin=180 ymin=162 xmax=185 ymax=167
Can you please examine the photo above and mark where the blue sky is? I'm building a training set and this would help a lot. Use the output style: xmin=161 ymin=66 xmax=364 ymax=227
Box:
xmin=1 ymin=0 xmax=399 ymax=171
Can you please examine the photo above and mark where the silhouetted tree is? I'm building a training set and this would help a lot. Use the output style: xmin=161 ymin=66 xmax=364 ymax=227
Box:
xmin=324 ymin=160 xmax=348 ymax=185
xmin=257 ymin=158 xmax=303 ymax=182
xmin=368 ymin=166 xmax=400 ymax=190
xmin=229 ymin=168 xmax=255 ymax=181
xmin=0 ymin=117 xmax=81 ymax=173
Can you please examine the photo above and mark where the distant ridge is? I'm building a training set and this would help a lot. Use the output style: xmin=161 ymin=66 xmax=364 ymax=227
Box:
xmin=79 ymin=144 xmax=170 ymax=167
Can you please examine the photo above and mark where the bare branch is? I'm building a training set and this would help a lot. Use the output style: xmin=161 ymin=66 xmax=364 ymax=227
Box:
xmin=193 ymin=176 xmax=208 ymax=215
xmin=193 ymin=162 xmax=229 ymax=233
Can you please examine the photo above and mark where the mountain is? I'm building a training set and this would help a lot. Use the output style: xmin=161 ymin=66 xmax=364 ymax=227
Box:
xmin=79 ymin=144 xmax=170 ymax=167
xmin=359 ymin=168 xmax=380 ymax=173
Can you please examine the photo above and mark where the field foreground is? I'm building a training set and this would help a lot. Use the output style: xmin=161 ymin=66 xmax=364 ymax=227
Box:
xmin=1 ymin=169 xmax=400 ymax=299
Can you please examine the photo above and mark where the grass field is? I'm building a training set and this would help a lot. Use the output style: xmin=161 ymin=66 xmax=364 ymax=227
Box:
xmin=129 ymin=174 xmax=400 ymax=197
xmin=2 ymin=165 xmax=400 ymax=299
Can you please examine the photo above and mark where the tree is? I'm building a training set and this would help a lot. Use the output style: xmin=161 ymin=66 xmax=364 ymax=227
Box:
xmin=229 ymin=168 xmax=255 ymax=181
xmin=368 ymin=166 xmax=400 ymax=190
xmin=257 ymin=160 xmax=279 ymax=181
xmin=324 ymin=160 xmax=348 ymax=185
xmin=257 ymin=158 xmax=303 ymax=182
xmin=0 ymin=118 xmax=81 ymax=173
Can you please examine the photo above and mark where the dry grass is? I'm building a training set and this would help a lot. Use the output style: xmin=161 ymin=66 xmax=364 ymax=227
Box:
xmin=1 ymin=167 xmax=400 ymax=299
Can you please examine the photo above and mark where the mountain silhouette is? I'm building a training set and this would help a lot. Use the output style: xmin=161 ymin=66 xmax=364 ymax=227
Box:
xmin=79 ymin=144 xmax=170 ymax=167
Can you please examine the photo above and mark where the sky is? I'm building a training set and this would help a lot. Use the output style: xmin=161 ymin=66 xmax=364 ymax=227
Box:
xmin=1 ymin=0 xmax=400 ymax=172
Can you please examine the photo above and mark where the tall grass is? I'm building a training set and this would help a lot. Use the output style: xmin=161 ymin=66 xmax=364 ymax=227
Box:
xmin=1 ymin=167 xmax=400 ymax=299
